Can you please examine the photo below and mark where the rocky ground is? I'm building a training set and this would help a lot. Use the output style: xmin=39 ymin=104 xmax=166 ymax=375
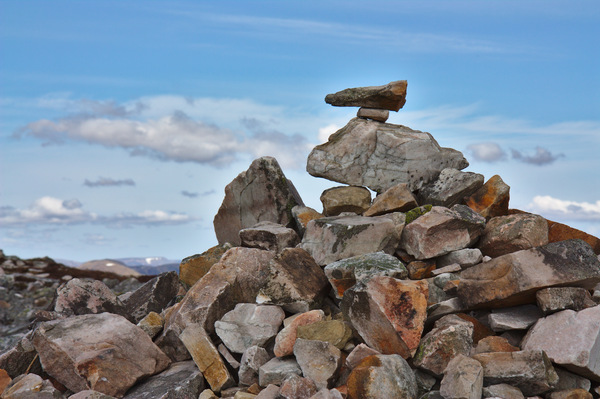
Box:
xmin=2 ymin=81 xmax=600 ymax=398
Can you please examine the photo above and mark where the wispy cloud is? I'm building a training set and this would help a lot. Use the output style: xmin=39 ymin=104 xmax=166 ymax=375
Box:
xmin=528 ymin=195 xmax=600 ymax=222
xmin=84 ymin=177 xmax=136 ymax=187
xmin=510 ymin=147 xmax=564 ymax=166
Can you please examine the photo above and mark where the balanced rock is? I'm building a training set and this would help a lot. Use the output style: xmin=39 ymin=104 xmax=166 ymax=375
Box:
xmin=293 ymin=338 xmax=342 ymax=390
xmin=363 ymin=183 xmax=418 ymax=216
xmin=213 ymin=156 xmax=304 ymax=246
xmin=535 ymin=287 xmax=597 ymax=314
xmin=122 ymin=361 xmax=204 ymax=399
xmin=458 ymin=239 xmax=600 ymax=309
xmin=357 ymin=107 xmax=389 ymax=122
xmin=239 ymin=221 xmax=300 ymax=253
xmin=123 ymin=271 xmax=179 ymax=323
xmin=324 ymin=80 xmax=408 ymax=111
xmin=465 ymin=174 xmax=510 ymax=220
xmin=179 ymin=244 xmax=231 ymax=287
xmin=306 ymin=118 xmax=468 ymax=193
xmin=417 ymin=168 xmax=484 ymax=208
xmin=54 ymin=278 xmax=128 ymax=319
xmin=439 ymin=354 xmax=483 ymax=399
xmin=346 ymin=354 xmax=417 ymax=399
xmin=478 ymin=213 xmax=549 ymax=258
xmin=319 ymin=186 xmax=371 ymax=216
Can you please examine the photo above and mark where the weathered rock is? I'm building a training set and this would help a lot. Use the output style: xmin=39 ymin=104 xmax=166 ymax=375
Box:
xmin=482 ymin=384 xmax=524 ymax=399
xmin=346 ymin=354 xmax=417 ymax=399
xmin=320 ymin=186 xmax=372 ymax=216
xmin=296 ymin=320 xmax=353 ymax=350
xmin=239 ymin=222 xmax=300 ymax=253
xmin=215 ymin=303 xmax=285 ymax=354
xmin=291 ymin=206 xmax=323 ymax=237
xmin=472 ymin=350 xmax=559 ymax=396
xmin=123 ymin=271 xmax=179 ymax=323
xmin=431 ymin=263 xmax=461 ymax=276
xmin=478 ymin=213 xmax=549 ymax=258
xmin=400 ymin=205 xmax=485 ymax=260
xmin=407 ymin=260 xmax=436 ymax=280
xmin=436 ymin=248 xmax=482 ymax=270
xmin=413 ymin=315 xmax=474 ymax=377
xmin=405 ymin=204 xmax=433 ymax=224
xmin=306 ymin=118 xmax=469 ymax=193
xmin=458 ymin=240 xmax=600 ymax=309
xmin=364 ymin=183 xmax=418 ymax=217
xmin=324 ymin=252 xmax=407 ymax=299
xmin=254 ymin=384 xmax=279 ymax=399
xmin=32 ymin=313 xmax=170 ymax=397
xmin=218 ymin=343 xmax=240 ymax=369
xmin=239 ymin=346 xmax=271 ymax=386
xmin=233 ymin=392 xmax=257 ymax=399
xmin=342 ymin=276 xmax=428 ymax=357
xmin=536 ymin=287 xmax=597 ymax=314
xmin=324 ymin=80 xmax=408 ymax=111
xmin=345 ymin=344 xmax=381 ymax=370
xmin=417 ymin=168 xmax=484 ymax=208
xmin=258 ymin=357 xmax=302 ymax=387
xmin=69 ymin=390 xmax=117 ymax=399
xmin=308 ymin=389 xmax=344 ymax=399
xmin=278 ymin=375 xmax=318 ymax=399
xmin=554 ymin=367 xmax=592 ymax=391
xmin=179 ymin=244 xmax=231 ymax=287
xmin=521 ymin=305 xmax=600 ymax=381
xmin=547 ymin=219 xmax=600 ymax=255
xmin=122 ymin=361 xmax=204 ymax=399
xmin=299 ymin=214 xmax=402 ymax=266
xmin=1 ymin=373 xmax=63 ymax=399
xmin=0 ymin=332 xmax=40 ymax=378
xmin=214 ymin=156 xmax=304 ymax=246
xmin=547 ymin=389 xmax=593 ymax=399
xmin=465 ymin=175 xmax=510 ymax=220
xmin=137 ymin=311 xmax=164 ymax=338
xmin=179 ymin=323 xmax=234 ymax=393
xmin=439 ymin=354 xmax=483 ymax=399
xmin=475 ymin=336 xmax=520 ymax=354
xmin=488 ymin=304 xmax=543 ymax=332
xmin=426 ymin=297 xmax=466 ymax=321
xmin=294 ymin=338 xmax=342 ymax=390
xmin=54 ymin=278 xmax=128 ymax=318
xmin=274 ymin=310 xmax=326 ymax=357
xmin=356 ymin=107 xmax=389 ymax=122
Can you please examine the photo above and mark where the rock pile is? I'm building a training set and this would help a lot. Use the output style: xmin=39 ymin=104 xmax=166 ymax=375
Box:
xmin=3 ymin=81 xmax=600 ymax=398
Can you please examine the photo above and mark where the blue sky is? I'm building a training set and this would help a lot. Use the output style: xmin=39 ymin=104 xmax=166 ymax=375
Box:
xmin=1 ymin=1 xmax=599 ymax=262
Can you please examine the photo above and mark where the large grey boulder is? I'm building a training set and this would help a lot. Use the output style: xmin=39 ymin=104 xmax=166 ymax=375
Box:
xmin=306 ymin=118 xmax=468 ymax=193
xmin=214 ymin=156 xmax=304 ymax=246
xmin=324 ymin=80 xmax=408 ymax=111
xmin=417 ymin=168 xmax=484 ymax=208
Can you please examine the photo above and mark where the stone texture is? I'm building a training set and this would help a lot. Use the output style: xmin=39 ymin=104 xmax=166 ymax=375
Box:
xmin=215 ymin=303 xmax=285 ymax=354
xmin=306 ymin=117 xmax=468 ymax=193
xmin=407 ymin=260 xmax=436 ymax=280
xmin=482 ymin=384 xmax=524 ymax=399
xmin=179 ymin=323 xmax=234 ymax=393
xmin=458 ymin=239 xmax=600 ymax=309
xmin=1 ymin=373 xmax=63 ymax=399
xmin=278 ymin=375 xmax=318 ymax=399
xmin=214 ymin=156 xmax=304 ymax=246
xmin=179 ymin=244 xmax=230 ymax=287
xmin=363 ymin=183 xmax=418 ymax=216
xmin=258 ymin=357 xmax=302 ymax=387
xmin=137 ymin=311 xmax=164 ymax=339
xmin=475 ymin=336 xmax=520 ymax=354
xmin=324 ymin=80 xmax=408 ymax=111
xmin=254 ymin=385 xmax=279 ymax=399
xmin=465 ymin=175 xmax=510 ymax=220
xmin=521 ymin=305 xmax=600 ymax=381
xmin=308 ymin=389 xmax=344 ymax=399
xmin=417 ymin=168 xmax=484 ymax=208
xmin=32 ymin=313 xmax=170 ymax=398
xmin=547 ymin=389 xmax=593 ymax=399
xmin=240 ymin=221 xmax=300 ymax=253
xmin=478 ymin=213 xmax=549 ymax=258
xmin=345 ymin=344 xmax=381 ymax=370
xmin=70 ymin=391 xmax=117 ymax=399
xmin=122 ymin=361 xmax=204 ymax=399
xmin=431 ymin=263 xmax=461 ymax=276
xmin=296 ymin=320 xmax=353 ymax=350
xmin=547 ymin=219 xmax=600 ymax=255
xmin=400 ymin=205 xmax=485 ymax=260
xmin=342 ymin=276 xmax=428 ymax=357
xmin=472 ymin=350 xmax=559 ymax=396
xmin=218 ymin=343 xmax=240 ymax=369
xmin=356 ymin=107 xmax=389 ymax=122
xmin=439 ymin=354 xmax=483 ymax=399
xmin=0 ymin=332 xmax=41 ymax=379
xmin=319 ymin=186 xmax=372 ymax=216
xmin=324 ymin=252 xmax=408 ymax=299
xmin=293 ymin=338 xmax=342 ymax=390
xmin=488 ymin=304 xmax=544 ymax=332
xmin=436 ymin=248 xmax=482 ymax=270
xmin=536 ymin=287 xmax=597 ymax=314
xmin=299 ymin=214 xmax=402 ymax=265
xmin=274 ymin=310 xmax=326 ymax=357
xmin=554 ymin=367 xmax=592 ymax=391
xmin=346 ymin=354 xmax=417 ymax=399
xmin=291 ymin=206 xmax=323 ymax=237
xmin=54 ymin=278 xmax=128 ymax=318
xmin=123 ymin=271 xmax=179 ymax=323
xmin=239 ymin=346 xmax=271 ymax=386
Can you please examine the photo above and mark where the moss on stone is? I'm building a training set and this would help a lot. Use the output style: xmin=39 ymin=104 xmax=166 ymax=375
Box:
xmin=405 ymin=205 xmax=433 ymax=225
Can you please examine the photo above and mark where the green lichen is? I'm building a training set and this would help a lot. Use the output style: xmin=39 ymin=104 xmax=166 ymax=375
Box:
xmin=405 ymin=204 xmax=433 ymax=225
xmin=331 ymin=223 xmax=371 ymax=253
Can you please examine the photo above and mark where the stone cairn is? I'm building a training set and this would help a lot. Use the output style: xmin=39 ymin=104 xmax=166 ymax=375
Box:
xmin=2 ymin=81 xmax=600 ymax=399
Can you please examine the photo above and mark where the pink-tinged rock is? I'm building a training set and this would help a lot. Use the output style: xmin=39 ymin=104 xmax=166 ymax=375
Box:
xmin=274 ymin=310 xmax=326 ymax=357
xmin=535 ymin=287 xmax=597 ymax=315
xmin=346 ymin=354 xmax=417 ymax=399
xmin=213 ymin=156 xmax=304 ymax=246
xmin=258 ymin=357 xmax=302 ymax=387
xmin=400 ymin=205 xmax=485 ymax=260
xmin=320 ymin=186 xmax=372 ymax=216
xmin=417 ymin=168 xmax=484 ymax=208
xmin=439 ymin=354 xmax=483 ymax=399
xmin=472 ymin=350 xmax=559 ymax=396
xmin=325 ymin=81 xmax=408 ymax=111
xmin=479 ymin=213 xmax=549 ymax=258
xmin=465 ymin=174 xmax=510 ymax=220
xmin=240 ymin=221 xmax=300 ymax=253
xmin=32 ymin=313 xmax=170 ymax=398
xmin=122 ymin=360 xmax=204 ymax=399
xmin=293 ymin=338 xmax=342 ymax=390
xmin=458 ymin=240 xmax=600 ymax=309
xmin=239 ymin=346 xmax=271 ymax=386
xmin=521 ymin=305 xmax=600 ymax=381
xmin=364 ymin=183 xmax=418 ymax=217
xmin=1 ymin=373 xmax=64 ymax=399
xmin=255 ymin=384 xmax=279 ymax=399
xmin=278 ymin=375 xmax=318 ymax=399
xmin=308 ymin=389 xmax=344 ymax=399
xmin=54 ymin=278 xmax=128 ymax=318
xmin=356 ymin=107 xmax=389 ymax=122
xmin=299 ymin=214 xmax=402 ymax=266
xmin=345 ymin=344 xmax=381 ymax=370
xmin=218 ymin=344 xmax=240 ymax=369
xmin=341 ymin=276 xmax=428 ymax=357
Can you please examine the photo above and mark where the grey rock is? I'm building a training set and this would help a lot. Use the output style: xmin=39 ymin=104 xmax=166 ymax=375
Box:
xmin=324 ymin=80 xmax=408 ymax=111
xmin=0 ymin=331 xmax=41 ymax=378
xmin=488 ymin=304 xmax=544 ymax=332
xmin=294 ymin=338 xmax=342 ymax=390
xmin=122 ymin=361 xmax=204 ymax=399
xmin=417 ymin=168 xmax=484 ymax=208
xmin=440 ymin=354 xmax=483 ymax=399
xmin=320 ymin=186 xmax=372 ymax=216
xmin=478 ymin=213 xmax=549 ymax=258
xmin=1 ymin=373 xmax=64 ymax=399
xmin=436 ymin=248 xmax=483 ymax=270
xmin=254 ymin=385 xmax=279 ymax=399
xmin=357 ymin=107 xmax=389 ymax=122
xmin=431 ymin=263 xmax=462 ymax=276
xmin=239 ymin=346 xmax=271 ymax=386
xmin=554 ymin=367 xmax=591 ymax=391
xmin=239 ymin=221 xmax=300 ymax=253
xmin=218 ymin=343 xmax=240 ymax=369
xmin=536 ymin=287 xmax=597 ymax=315
xmin=258 ymin=357 xmax=302 ymax=387
xmin=54 ymin=278 xmax=128 ymax=319
xmin=123 ymin=271 xmax=179 ymax=323
xmin=309 ymin=389 xmax=344 ymax=399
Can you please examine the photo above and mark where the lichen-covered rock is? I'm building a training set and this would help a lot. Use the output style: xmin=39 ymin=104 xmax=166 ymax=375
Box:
xmin=137 ymin=311 xmax=164 ymax=338
xmin=478 ymin=213 xmax=549 ymax=258
xmin=293 ymin=338 xmax=342 ymax=390
xmin=324 ymin=80 xmax=408 ymax=111
xmin=296 ymin=320 xmax=353 ymax=350
xmin=417 ymin=168 xmax=484 ymax=208
xmin=239 ymin=222 xmax=300 ymax=253
xmin=179 ymin=244 xmax=231 ymax=287
xmin=536 ymin=287 xmax=597 ymax=315
xmin=274 ymin=310 xmax=326 ymax=357
xmin=346 ymin=354 xmax=417 ymax=399
xmin=319 ymin=186 xmax=372 ymax=216
xmin=291 ymin=206 xmax=323 ymax=237
xmin=465 ymin=174 xmax=510 ymax=220
xmin=364 ymin=183 xmax=418 ymax=216
xmin=54 ymin=278 xmax=128 ymax=319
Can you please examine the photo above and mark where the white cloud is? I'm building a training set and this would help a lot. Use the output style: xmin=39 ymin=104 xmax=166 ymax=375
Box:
xmin=318 ymin=124 xmax=341 ymax=143
xmin=84 ymin=177 xmax=136 ymax=187
xmin=467 ymin=142 xmax=507 ymax=162
xmin=528 ymin=195 xmax=600 ymax=222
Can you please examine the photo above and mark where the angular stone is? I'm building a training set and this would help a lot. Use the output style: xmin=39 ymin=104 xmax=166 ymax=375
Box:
xmin=296 ymin=320 xmax=353 ymax=350
xmin=32 ymin=313 xmax=170 ymax=397
xmin=479 ymin=213 xmax=549 ymax=258
xmin=179 ymin=244 xmax=231 ymax=287
xmin=439 ymin=354 xmax=483 ymax=399
xmin=258 ymin=357 xmax=302 ymax=387
xmin=274 ymin=310 xmax=326 ymax=357
xmin=356 ymin=107 xmax=389 ymax=122
xmin=179 ymin=324 xmax=234 ymax=393
xmin=536 ymin=287 xmax=597 ymax=314
xmin=554 ymin=367 xmax=592 ymax=391
xmin=475 ymin=336 xmax=520 ymax=354
xmin=122 ymin=361 xmax=204 ymax=399
xmin=342 ymin=276 xmax=428 ymax=357
xmin=214 ymin=156 xmax=304 ymax=246
xmin=278 ymin=375 xmax=318 ymax=399
xmin=364 ymin=183 xmax=418 ymax=217
xmin=413 ymin=315 xmax=474 ymax=377
xmin=418 ymin=168 xmax=484 ymax=208
xmin=54 ymin=278 xmax=128 ymax=318
xmin=291 ymin=206 xmax=323 ymax=237
xmin=294 ymin=338 xmax=342 ymax=390
xmin=547 ymin=389 xmax=593 ymax=399
xmin=458 ymin=240 xmax=600 ymax=309
xmin=437 ymin=248 xmax=483 ymax=270
xmin=320 ymin=186 xmax=372 ymax=217
xmin=233 ymin=392 xmax=258 ymax=399
xmin=299 ymin=214 xmax=402 ymax=265
xmin=431 ymin=263 xmax=461 ymax=276
xmin=345 ymin=343 xmax=381 ymax=370
xmin=324 ymin=252 xmax=407 ymax=299
xmin=325 ymin=80 xmax=407 ymax=111
xmin=240 ymin=221 xmax=300 ymax=253
xmin=306 ymin=118 xmax=469 ymax=193
xmin=547 ymin=219 xmax=600 ymax=255
xmin=198 ymin=389 xmax=218 ymax=399
xmin=137 ymin=311 xmax=164 ymax=338
xmin=488 ymin=304 xmax=544 ymax=332
xmin=1 ymin=373 xmax=63 ymax=399
xmin=0 ymin=332 xmax=40 ymax=378
xmin=215 ymin=303 xmax=285 ymax=354
xmin=254 ymin=384 xmax=279 ymax=399
xmin=465 ymin=175 xmax=510 ymax=220
xmin=218 ymin=343 xmax=240 ymax=369
xmin=407 ymin=260 xmax=436 ymax=280
xmin=472 ymin=350 xmax=559 ymax=396
xmin=400 ymin=205 xmax=485 ymax=260
xmin=521 ymin=306 xmax=600 ymax=381
xmin=239 ymin=346 xmax=271 ymax=386
xmin=482 ymin=384 xmax=524 ymax=399
xmin=123 ymin=271 xmax=179 ymax=323
xmin=346 ymin=354 xmax=417 ymax=399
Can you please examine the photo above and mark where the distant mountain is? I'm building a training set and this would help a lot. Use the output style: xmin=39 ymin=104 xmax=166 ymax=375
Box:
xmin=128 ymin=263 xmax=180 ymax=276
xmin=55 ymin=258 xmax=82 ymax=268
xmin=79 ymin=259 xmax=141 ymax=277
xmin=116 ymin=257 xmax=181 ymax=267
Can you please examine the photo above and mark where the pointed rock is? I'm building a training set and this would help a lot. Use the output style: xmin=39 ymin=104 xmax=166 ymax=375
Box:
xmin=240 ymin=222 xmax=300 ymax=253
xmin=465 ymin=175 xmax=510 ymax=220
xmin=536 ymin=287 xmax=597 ymax=314
xmin=346 ymin=354 xmax=417 ymax=399
xmin=439 ymin=354 xmax=483 ymax=399
xmin=122 ymin=361 xmax=204 ymax=399
xmin=307 ymin=118 xmax=468 ymax=193
xmin=325 ymin=80 xmax=407 ymax=111
xmin=123 ymin=271 xmax=180 ymax=323
xmin=179 ymin=244 xmax=231 ymax=287
xmin=417 ymin=168 xmax=484 ymax=208
xmin=213 ymin=156 xmax=304 ymax=246
xmin=364 ymin=183 xmax=418 ymax=216
xmin=293 ymin=338 xmax=342 ymax=390
xmin=320 ymin=186 xmax=371 ymax=217
xmin=478 ymin=213 xmax=549 ymax=258
xmin=274 ymin=310 xmax=326 ymax=357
